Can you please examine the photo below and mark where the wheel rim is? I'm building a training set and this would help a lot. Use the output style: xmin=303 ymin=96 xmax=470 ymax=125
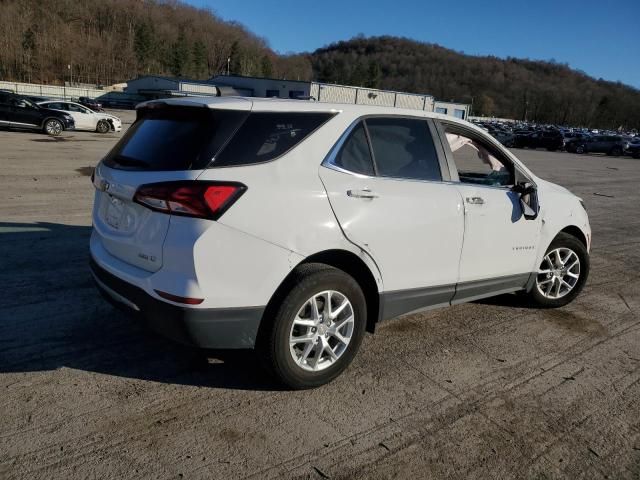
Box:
xmin=536 ymin=248 xmax=581 ymax=299
xmin=98 ymin=121 xmax=108 ymax=133
xmin=289 ymin=290 xmax=355 ymax=372
xmin=46 ymin=121 xmax=61 ymax=135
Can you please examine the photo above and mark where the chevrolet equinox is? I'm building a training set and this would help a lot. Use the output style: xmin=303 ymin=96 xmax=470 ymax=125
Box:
xmin=90 ymin=97 xmax=591 ymax=389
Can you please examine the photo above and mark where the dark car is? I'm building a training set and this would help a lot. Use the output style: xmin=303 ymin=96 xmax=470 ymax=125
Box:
xmin=78 ymin=96 xmax=103 ymax=111
xmin=0 ymin=92 xmax=75 ymax=135
xmin=565 ymin=135 xmax=629 ymax=156
xmin=487 ymin=128 xmax=516 ymax=147
xmin=514 ymin=130 xmax=564 ymax=151
xmin=626 ymin=139 xmax=640 ymax=159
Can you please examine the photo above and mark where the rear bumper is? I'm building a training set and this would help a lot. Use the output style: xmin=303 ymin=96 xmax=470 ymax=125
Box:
xmin=89 ymin=257 xmax=263 ymax=349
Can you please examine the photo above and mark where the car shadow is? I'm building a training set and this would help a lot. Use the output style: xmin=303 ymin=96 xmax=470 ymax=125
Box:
xmin=0 ymin=221 xmax=283 ymax=391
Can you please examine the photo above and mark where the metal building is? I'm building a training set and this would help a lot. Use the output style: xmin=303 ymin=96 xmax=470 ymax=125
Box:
xmin=434 ymin=101 xmax=470 ymax=120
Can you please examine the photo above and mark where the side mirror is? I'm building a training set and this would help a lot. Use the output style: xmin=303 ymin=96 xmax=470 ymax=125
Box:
xmin=513 ymin=182 xmax=539 ymax=220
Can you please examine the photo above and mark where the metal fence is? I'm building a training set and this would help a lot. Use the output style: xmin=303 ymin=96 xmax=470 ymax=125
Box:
xmin=0 ymin=80 xmax=105 ymax=100
xmin=309 ymin=82 xmax=434 ymax=111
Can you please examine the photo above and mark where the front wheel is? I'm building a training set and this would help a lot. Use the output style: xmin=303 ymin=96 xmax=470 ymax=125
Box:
xmin=259 ymin=264 xmax=367 ymax=389
xmin=525 ymin=233 xmax=589 ymax=308
xmin=43 ymin=119 xmax=63 ymax=136
xmin=96 ymin=120 xmax=110 ymax=134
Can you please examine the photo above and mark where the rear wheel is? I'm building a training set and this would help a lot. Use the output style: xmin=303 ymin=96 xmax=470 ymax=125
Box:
xmin=96 ymin=120 xmax=110 ymax=134
xmin=610 ymin=146 xmax=623 ymax=156
xmin=576 ymin=145 xmax=585 ymax=154
xmin=524 ymin=233 xmax=589 ymax=308
xmin=259 ymin=264 xmax=366 ymax=389
xmin=43 ymin=119 xmax=63 ymax=136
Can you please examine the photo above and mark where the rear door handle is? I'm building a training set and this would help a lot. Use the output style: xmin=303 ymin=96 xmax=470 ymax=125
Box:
xmin=347 ymin=189 xmax=378 ymax=199
xmin=466 ymin=196 xmax=485 ymax=205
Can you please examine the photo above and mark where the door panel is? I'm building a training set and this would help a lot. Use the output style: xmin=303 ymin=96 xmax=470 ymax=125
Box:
xmin=454 ymin=184 xmax=541 ymax=286
xmin=320 ymin=166 xmax=464 ymax=293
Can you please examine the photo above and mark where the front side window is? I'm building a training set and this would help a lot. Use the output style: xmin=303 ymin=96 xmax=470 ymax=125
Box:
xmin=365 ymin=117 xmax=442 ymax=181
xmin=333 ymin=123 xmax=374 ymax=176
xmin=443 ymin=126 xmax=513 ymax=187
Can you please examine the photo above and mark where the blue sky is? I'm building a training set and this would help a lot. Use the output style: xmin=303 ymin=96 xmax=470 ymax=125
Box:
xmin=187 ymin=0 xmax=640 ymax=88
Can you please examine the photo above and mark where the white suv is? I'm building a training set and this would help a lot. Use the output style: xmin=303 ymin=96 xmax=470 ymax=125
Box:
xmin=90 ymin=97 xmax=591 ymax=389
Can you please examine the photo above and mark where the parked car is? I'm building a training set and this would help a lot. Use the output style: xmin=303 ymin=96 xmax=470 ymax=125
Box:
xmin=37 ymin=100 xmax=121 ymax=133
xmin=90 ymin=98 xmax=591 ymax=389
xmin=487 ymin=128 xmax=515 ymax=147
xmin=78 ymin=96 xmax=103 ymax=111
xmin=0 ymin=92 xmax=74 ymax=135
xmin=514 ymin=130 xmax=564 ymax=151
xmin=565 ymin=135 xmax=629 ymax=156
xmin=626 ymin=139 xmax=640 ymax=159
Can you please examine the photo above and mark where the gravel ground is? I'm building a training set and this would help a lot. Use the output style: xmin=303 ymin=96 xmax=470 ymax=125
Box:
xmin=1 ymin=112 xmax=639 ymax=479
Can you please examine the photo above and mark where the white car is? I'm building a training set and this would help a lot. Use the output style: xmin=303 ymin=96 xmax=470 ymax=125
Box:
xmin=90 ymin=97 xmax=591 ymax=389
xmin=37 ymin=100 xmax=122 ymax=133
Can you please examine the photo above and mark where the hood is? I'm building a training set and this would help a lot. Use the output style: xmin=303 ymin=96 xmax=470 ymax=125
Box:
xmin=536 ymin=178 xmax=575 ymax=197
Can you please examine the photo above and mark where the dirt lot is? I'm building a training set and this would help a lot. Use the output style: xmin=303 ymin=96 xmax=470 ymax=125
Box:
xmin=1 ymin=112 xmax=639 ymax=479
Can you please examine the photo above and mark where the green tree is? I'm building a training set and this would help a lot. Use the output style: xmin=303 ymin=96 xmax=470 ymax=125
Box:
xmin=192 ymin=40 xmax=207 ymax=78
xmin=134 ymin=23 xmax=155 ymax=72
xmin=170 ymin=31 xmax=191 ymax=77
xmin=366 ymin=61 xmax=381 ymax=89
xmin=261 ymin=55 xmax=273 ymax=78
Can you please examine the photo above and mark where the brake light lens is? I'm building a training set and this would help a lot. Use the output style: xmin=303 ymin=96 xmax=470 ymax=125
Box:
xmin=134 ymin=181 xmax=246 ymax=220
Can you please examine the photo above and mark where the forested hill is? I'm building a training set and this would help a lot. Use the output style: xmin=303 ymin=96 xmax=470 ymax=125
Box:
xmin=0 ymin=0 xmax=311 ymax=87
xmin=310 ymin=36 xmax=640 ymax=129
xmin=1 ymin=0 xmax=638 ymax=129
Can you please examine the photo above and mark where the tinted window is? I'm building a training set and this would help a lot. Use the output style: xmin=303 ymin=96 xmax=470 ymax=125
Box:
xmin=103 ymin=106 xmax=248 ymax=171
xmin=213 ymin=112 xmax=334 ymax=167
xmin=333 ymin=123 xmax=374 ymax=176
xmin=365 ymin=117 xmax=441 ymax=181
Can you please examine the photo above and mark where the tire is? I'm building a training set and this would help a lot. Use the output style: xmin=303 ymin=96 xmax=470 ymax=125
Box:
xmin=610 ymin=147 xmax=622 ymax=156
xmin=576 ymin=145 xmax=585 ymax=154
xmin=259 ymin=263 xmax=367 ymax=389
xmin=43 ymin=119 xmax=63 ymax=136
xmin=524 ymin=233 xmax=589 ymax=308
xmin=633 ymin=152 xmax=640 ymax=159
xmin=96 ymin=120 xmax=110 ymax=134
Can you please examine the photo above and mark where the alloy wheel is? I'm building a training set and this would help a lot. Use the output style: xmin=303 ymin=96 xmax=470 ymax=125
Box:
xmin=289 ymin=290 xmax=354 ymax=372
xmin=45 ymin=120 xmax=62 ymax=135
xmin=536 ymin=248 xmax=581 ymax=299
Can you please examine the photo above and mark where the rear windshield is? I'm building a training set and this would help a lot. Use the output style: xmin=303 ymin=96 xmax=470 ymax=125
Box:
xmin=103 ymin=106 xmax=248 ymax=171
xmin=211 ymin=112 xmax=335 ymax=167
xmin=104 ymin=108 xmax=334 ymax=171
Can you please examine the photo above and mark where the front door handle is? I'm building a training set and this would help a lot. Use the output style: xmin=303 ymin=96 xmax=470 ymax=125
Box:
xmin=347 ymin=189 xmax=378 ymax=199
xmin=466 ymin=196 xmax=485 ymax=205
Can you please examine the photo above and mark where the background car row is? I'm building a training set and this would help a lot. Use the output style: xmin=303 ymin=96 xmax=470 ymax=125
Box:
xmin=473 ymin=119 xmax=640 ymax=158
xmin=0 ymin=91 xmax=121 ymax=136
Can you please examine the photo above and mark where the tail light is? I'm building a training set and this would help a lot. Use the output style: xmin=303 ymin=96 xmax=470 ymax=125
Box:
xmin=134 ymin=181 xmax=246 ymax=220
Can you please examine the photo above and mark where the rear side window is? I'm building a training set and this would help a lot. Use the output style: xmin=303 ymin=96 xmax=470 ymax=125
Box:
xmin=212 ymin=112 xmax=334 ymax=167
xmin=103 ymin=106 xmax=248 ymax=171
xmin=365 ymin=117 xmax=442 ymax=181
xmin=333 ymin=123 xmax=375 ymax=176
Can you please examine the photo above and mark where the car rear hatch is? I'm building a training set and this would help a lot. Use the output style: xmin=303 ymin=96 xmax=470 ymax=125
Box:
xmin=92 ymin=99 xmax=251 ymax=272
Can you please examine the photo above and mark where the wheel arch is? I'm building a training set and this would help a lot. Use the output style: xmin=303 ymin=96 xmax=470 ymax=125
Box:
xmin=258 ymin=249 xmax=381 ymax=343
xmin=558 ymin=225 xmax=588 ymax=249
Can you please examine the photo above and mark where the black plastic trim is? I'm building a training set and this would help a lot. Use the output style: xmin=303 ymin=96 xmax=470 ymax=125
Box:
xmin=90 ymin=257 xmax=264 ymax=349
